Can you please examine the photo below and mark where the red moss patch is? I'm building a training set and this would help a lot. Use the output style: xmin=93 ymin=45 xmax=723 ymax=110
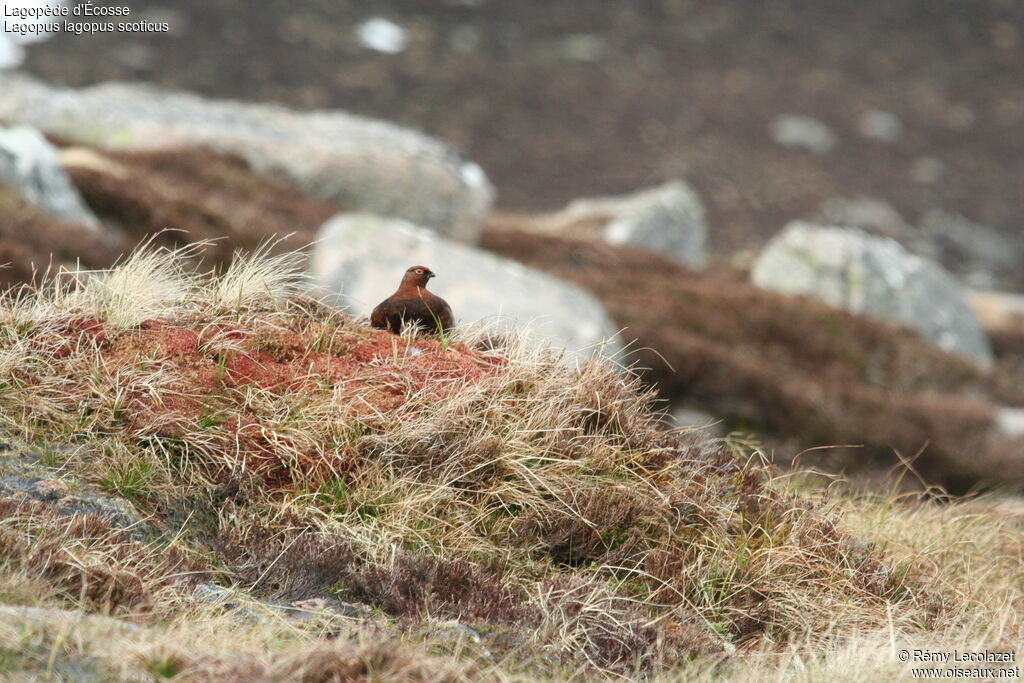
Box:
xmin=50 ymin=311 xmax=499 ymax=488
xmin=136 ymin=321 xmax=200 ymax=356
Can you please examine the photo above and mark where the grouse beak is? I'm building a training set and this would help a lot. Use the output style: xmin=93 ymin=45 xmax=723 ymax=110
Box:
xmin=427 ymin=272 xmax=435 ymax=280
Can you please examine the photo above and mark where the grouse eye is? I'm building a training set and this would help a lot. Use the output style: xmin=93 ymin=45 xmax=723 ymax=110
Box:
xmin=415 ymin=269 xmax=424 ymax=274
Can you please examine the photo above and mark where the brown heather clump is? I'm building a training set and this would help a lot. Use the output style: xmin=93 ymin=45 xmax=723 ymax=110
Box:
xmin=0 ymin=497 xmax=204 ymax=615
xmin=63 ymin=146 xmax=342 ymax=264
xmin=482 ymin=226 xmax=1024 ymax=492
xmin=0 ymin=182 xmax=130 ymax=288
xmin=0 ymin=245 xmax=945 ymax=677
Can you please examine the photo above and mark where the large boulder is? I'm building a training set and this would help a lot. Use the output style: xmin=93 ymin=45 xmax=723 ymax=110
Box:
xmin=0 ymin=73 xmax=493 ymax=242
xmin=312 ymin=213 xmax=621 ymax=356
xmin=817 ymin=196 xmax=913 ymax=241
xmin=489 ymin=180 xmax=708 ymax=269
xmin=0 ymin=125 xmax=100 ymax=229
xmin=817 ymin=200 xmax=1023 ymax=292
xmin=560 ymin=180 xmax=708 ymax=269
xmin=751 ymin=222 xmax=994 ymax=366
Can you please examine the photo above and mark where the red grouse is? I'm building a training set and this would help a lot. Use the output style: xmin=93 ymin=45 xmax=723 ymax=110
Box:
xmin=371 ymin=265 xmax=454 ymax=334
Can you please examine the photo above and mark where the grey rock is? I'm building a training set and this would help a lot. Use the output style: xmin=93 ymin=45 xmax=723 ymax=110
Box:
xmin=0 ymin=605 xmax=142 ymax=634
xmin=769 ymin=114 xmax=838 ymax=155
xmin=188 ymin=583 xmax=264 ymax=623
xmin=751 ymin=222 xmax=994 ymax=366
xmin=558 ymin=34 xmax=608 ymax=62
xmin=0 ymin=475 xmax=67 ymax=501
xmin=0 ymin=442 xmax=144 ymax=535
xmin=436 ymin=620 xmax=484 ymax=644
xmin=357 ymin=18 xmax=409 ymax=54
xmin=561 ymin=180 xmax=708 ymax=268
xmin=819 ymin=201 xmax=1023 ymax=291
xmin=0 ymin=125 xmax=100 ymax=228
xmin=190 ymin=581 xmax=233 ymax=602
xmin=857 ymin=109 xmax=903 ymax=143
xmin=818 ymin=197 xmax=913 ymax=241
xmin=312 ymin=213 xmax=622 ymax=356
xmin=286 ymin=596 xmax=372 ymax=621
xmin=916 ymin=210 xmax=1023 ymax=291
xmin=431 ymin=620 xmax=492 ymax=658
xmin=54 ymin=492 xmax=143 ymax=533
xmin=996 ymin=408 xmax=1024 ymax=440
xmin=188 ymin=584 xmax=371 ymax=633
xmin=0 ymin=73 xmax=494 ymax=242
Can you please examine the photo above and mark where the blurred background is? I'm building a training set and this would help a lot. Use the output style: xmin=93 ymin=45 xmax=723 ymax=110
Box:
xmin=2 ymin=0 xmax=1023 ymax=491
xmin=18 ymin=0 xmax=1024 ymax=250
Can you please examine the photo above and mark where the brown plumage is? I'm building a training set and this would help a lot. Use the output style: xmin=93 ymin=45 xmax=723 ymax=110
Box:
xmin=370 ymin=265 xmax=454 ymax=334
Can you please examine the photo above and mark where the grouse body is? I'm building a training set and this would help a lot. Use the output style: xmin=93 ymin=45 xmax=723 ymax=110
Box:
xmin=371 ymin=265 xmax=454 ymax=334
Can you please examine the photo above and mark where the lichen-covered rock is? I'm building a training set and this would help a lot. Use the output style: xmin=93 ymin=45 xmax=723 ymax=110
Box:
xmin=312 ymin=213 xmax=622 ymax=356
xmin=0 ymin=442 xmax=143 ymax=534
xmin=0 ymin=125 xmax=100 ymax=229
xmin=751 ymin=222 xmax=994 ymax=366
xmin=0 ymin=73 xmax=494 ymax=242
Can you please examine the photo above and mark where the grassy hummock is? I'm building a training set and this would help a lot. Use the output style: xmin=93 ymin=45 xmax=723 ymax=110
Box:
xmin=0 ymin=245 xmax=1013 ymax=680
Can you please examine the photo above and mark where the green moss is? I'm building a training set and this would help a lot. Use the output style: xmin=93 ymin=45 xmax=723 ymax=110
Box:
xmin=98 ymin=455 xmax=158 ymax=500
xmin=146 ymin=655 xmax=184 ymax=679
xmin=0 ymin=645 xmax=31 ymax=673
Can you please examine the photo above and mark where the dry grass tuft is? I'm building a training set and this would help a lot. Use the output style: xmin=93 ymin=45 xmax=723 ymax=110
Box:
xmin=206 ymin=240 xmax=309 ymax=313
xmin=0 ymin=498 xmax=204 ymax=615
xmin=90 ymin=241 xmax=198 ymax=330
xmin=271 ymin=640 xmax=474 ymax=682
xmin=658 ymin=485 xmax=1024 ymax=681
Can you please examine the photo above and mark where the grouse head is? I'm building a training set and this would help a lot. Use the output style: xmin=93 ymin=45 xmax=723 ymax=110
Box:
xmin=401 ymin=265 xmax=436 ymax=289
